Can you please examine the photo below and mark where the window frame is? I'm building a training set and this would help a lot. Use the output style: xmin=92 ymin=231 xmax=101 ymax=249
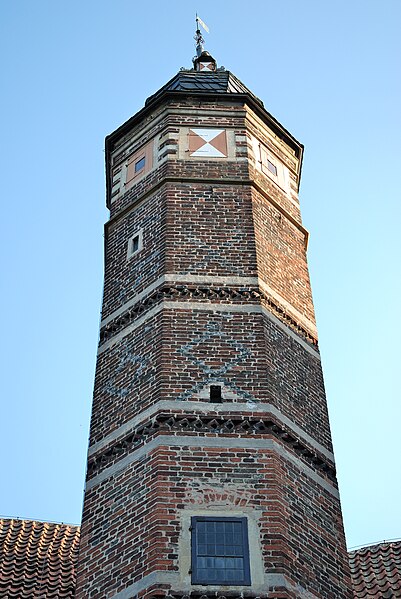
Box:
xmin=125 ymin=140 xmax=153 ymax=190
xmin=257 ymin=140 xmax=290 ymax=194
xmin=134 ymin=155 xmax=146 ymax=174
xmin=126 ymin=229 xmax=143 ymax=260
xmin=191 ymin=516 xmax=251 ymax=586
xmin=260 ymin=145 xmax=278 ymax=179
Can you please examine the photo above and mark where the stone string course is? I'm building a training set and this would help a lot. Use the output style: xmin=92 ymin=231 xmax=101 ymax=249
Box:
xmin=86 ymin=411 xmax=336 ymax=482
xmin=138 ymin=590 xmax=301 ymax=599
xmin=99 ymin=284 xmax=318 ymax=348
xmin=166 ymin=593 xmax=269 ymax=599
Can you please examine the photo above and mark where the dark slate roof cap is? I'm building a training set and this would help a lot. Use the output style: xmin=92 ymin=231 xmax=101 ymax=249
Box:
xmin=145 ymin=69 xmax=264 ymax=108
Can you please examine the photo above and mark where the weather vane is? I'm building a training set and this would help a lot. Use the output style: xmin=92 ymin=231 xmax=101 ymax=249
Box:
xmin=194 ymin=13 xmax=209 ymax=57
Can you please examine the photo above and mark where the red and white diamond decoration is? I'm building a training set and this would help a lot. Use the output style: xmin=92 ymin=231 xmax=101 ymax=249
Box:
xmin=188 ymin=129 xmax=228 ymax=158
xmin=199 ymin=62 xmax=215 ymax=71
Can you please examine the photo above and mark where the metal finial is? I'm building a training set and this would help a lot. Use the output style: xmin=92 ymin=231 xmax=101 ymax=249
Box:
xmin=194 ymin=14 xmax=209 ymax=57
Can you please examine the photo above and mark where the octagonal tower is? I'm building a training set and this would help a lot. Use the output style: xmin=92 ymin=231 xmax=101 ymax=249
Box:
xmin=75 ymin=48 xmax=352 ymax=599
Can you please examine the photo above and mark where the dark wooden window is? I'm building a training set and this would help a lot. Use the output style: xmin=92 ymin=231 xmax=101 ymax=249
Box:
xmin=210 ymin=385 xmax=222 ymax=403
xmin=191 ymin=517 xmax=251 ymax=585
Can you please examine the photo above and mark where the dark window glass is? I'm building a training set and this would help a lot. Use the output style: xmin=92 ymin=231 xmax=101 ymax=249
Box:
xmin=131 ymin=235 xmax=139 ymax=253
xmin=267 ymin=159 xmax=277 ymax=176
xmin=210 ymin=385 xmax=222 ymax=403
xmin=135 ymin=156 xmax=146 ymax=173
xmin=191 ymin=517 xmax=251 ymax=585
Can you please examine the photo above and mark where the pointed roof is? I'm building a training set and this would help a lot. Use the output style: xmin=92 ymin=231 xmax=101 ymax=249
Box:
xmin=107 ymin=66 xmax=301 ymax=160
xmin=145 ymin=68 xmax=264 ymax=108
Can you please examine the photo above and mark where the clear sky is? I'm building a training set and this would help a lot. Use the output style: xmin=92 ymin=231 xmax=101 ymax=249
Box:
xmin=1 ymin=0 xmax=400 ymax=551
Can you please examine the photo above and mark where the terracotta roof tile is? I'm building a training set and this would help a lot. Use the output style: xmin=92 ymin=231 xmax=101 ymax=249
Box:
xmin=349 ymin=540 xmax=401 ymax=598
xmin=0 ymin=518 xmax=80 ymax=598
xmin=2 ymin=517 xmax=401 ymax=597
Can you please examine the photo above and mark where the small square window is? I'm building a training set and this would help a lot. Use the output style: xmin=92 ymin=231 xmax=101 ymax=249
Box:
xmin=127 ymin=230 xmax=143 ymax=260
xmin=267 ymin=159 xmax=277 ymax=176
xmin=135 ymin=156 xmax=146 ymax=173
xmin=191 ymin=517 xmax=251 ymax=585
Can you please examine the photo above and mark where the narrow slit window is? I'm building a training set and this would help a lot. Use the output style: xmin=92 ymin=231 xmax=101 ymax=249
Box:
xmin=210 ymin=385 xmax=222 ymax=403
xmin=131 ymin=235 xmax=139 ymax=253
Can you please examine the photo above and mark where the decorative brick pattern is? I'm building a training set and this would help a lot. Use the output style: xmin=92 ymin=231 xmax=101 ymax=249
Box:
xmin=178 ymin=320 xmax=252 ymax=376
xmin=86 ymin=412 xmax=336 ymax=482
xmin=92 ymin=305 xmax=329 ymax=454
xmin=76 ymin=70 xmax=351 ymax=599
xmin=99 ymin=285 xmax=318 ymax=348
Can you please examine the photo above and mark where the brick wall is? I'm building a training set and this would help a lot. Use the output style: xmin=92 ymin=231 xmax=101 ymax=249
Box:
xmin=77 ymin=441 xmax=350 ymax=598
xmin=76 ymin=81 xmax=351 ymax=599
xmin=251 ymin=187 xmax=315 ymax=326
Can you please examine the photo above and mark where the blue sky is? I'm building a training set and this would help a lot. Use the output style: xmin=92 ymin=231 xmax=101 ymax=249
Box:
xmin=0 ymin=0 xmax=400 ymax=550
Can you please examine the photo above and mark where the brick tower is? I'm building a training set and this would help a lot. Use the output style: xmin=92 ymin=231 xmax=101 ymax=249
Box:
xmin=75 ymin=32 xmax=352 ymax=599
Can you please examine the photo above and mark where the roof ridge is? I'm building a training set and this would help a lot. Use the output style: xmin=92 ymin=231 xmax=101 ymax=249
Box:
xmin=0 ymin=517 xmax=79 ymax=528
xmin=349 ymin=538 xmax=401 ymax=553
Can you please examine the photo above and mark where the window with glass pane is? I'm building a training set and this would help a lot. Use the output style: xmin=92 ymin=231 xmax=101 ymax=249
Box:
xmin=267 ymin=159 xmax=277 ymax=176
xmin=135 ymin=156 xmax=146 ymax=172
xmin=191 ymin=517 xmax=251 ymax=585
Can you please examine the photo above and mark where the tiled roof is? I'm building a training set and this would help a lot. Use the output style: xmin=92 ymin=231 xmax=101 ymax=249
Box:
xmin=349 ymin=540 xmax=401 ymax=598
xmin=1 ymin=518 xmax=401 ymax=597
xmin=0 ymin=518 xmax=80 ymax=598
xmin=145 ymin=69 xmax=264 ymax=108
